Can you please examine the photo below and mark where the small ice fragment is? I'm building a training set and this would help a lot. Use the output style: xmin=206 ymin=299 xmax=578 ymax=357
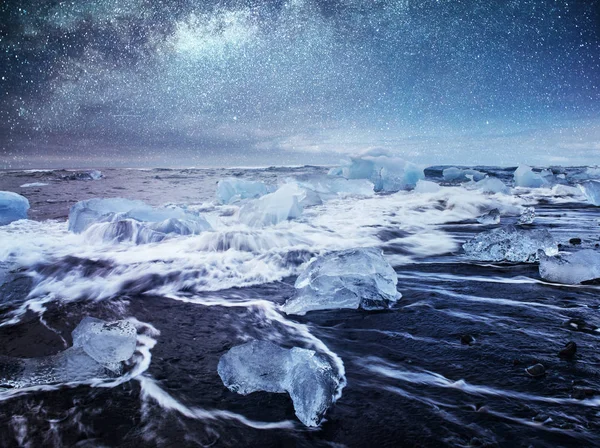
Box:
xmin=414 ymin=180 xmax=441 ymax=194
xmin=20 ymin=182 xmax=48 ymax=188
xmin=72 ymin=317 xmax=137 ymax=366
xmin=216 ymin=178 xmax=271 ymax=205
xmin=539 ymin=249 xmax=600 ymax=284
xmin=443 ymin=167 xmax=486 ymax=182
xmin=518 ymin=207 xmax=535 ymax=225
xmin=513 ymin=165 xmax=549 ymax=188
xmin=473 ymin=177 xmax=509 ymax=194
xmin=477 ymin=208 xmax=500 ymax=225
xmin=239 ymin=183 xmax=304 ymax=227
xmin=217 ymin=340 xmax=341 ymax=427
xmin=578 ymin=181 xmax=600 ymax=206
xmin=463 ymin=225 xmax=557 ymax=262
xmin=0 ymin=191 xmax=29 ymax=226
xmin=283 ymin=247 xmax=401 ymax=315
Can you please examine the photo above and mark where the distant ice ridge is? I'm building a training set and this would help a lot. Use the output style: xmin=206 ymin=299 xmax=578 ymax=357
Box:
xmin=328 ymin=150 xmax=424 ymax=192
xmin=513 ymin=165 xmax=550 ymax=188
xmin=62 ymin=170 xmax=103 ymax=181
xmin=463 ymin=225 xmax=557 ymax=262
xmin=69 ymin=198 xmax=211 ymax=244
xmin=578 ymin=180 xmax=600 ymax=205
xmin=0 ymin=317 xmax=137 ymax=388
xmin=283 ymin=247 xmax=401 ymax=315
xmin=443 ymin=167 xmax=486 ymax=182
xmin=216 ymin=178 xmax=272 ymax=204
xmin=0 ymin=191 xmax=29 ymax=226
xmin=539 ymin=249 xmax=600 ymax=284
xmin=218 ymin=340 xmax=342 ymax=427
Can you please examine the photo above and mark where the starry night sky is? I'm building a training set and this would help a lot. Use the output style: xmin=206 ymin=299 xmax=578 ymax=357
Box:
xmin=1 ymin=0 xmax=599 ymax=168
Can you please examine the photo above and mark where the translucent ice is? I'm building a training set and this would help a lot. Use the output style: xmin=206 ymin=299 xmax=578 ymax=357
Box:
xmin=239 ymin=183 xmax=304 ymax=227
xmin=283 ymin=247 xmax=401 ymax=315
xmin=69 ymin=198 xmax=211 ymax=239
xmin=578 ymin=180 xmax=600 ymax=206
xmin=414 ymin=180 xmax=441 ymax=194
xmin=473 ymin=177 xmax=510 ymax=194
xmin=477 ymin=208 xmax=500 ymax=225
xmin=0 ymin=317 xmax=137 ymax=389
xmin=217 ymin=340 xmax=341 ymax=427
xmin=518 ymin=207 xmax=535 ymax=225
xmin=513 ymin=165 xmax=549 ymax=188
xmin=539 ymin=249 xmax=600 ymax=284
xmin=463 ymin=225 xmax=557 ymax=262
xmin=331 ymin=150 xmax=424 ymax=192
xmin=216 ymin=178 xmax=271 ymax=205
xmin=297 ymin=177 xmax=374 ymax=200
xmin=72 ymin=317 xmax=137 ymax=367
xmin=0 ymin=191 xmax=29 ymax=226
xmin=443 ymin=167 xmax=485 ymax=182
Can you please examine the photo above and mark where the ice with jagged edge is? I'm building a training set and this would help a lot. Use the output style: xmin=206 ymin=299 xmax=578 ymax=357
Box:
xmin=578 ymin=180 xmax=600 ymax=206
xmin=0 ymin=317 xmax=137 ymax=389
xmin=513 ymin=165 xmax=550 ymax=188
xmin=217 ymin=340 xmax=342 ymax=427
xmin=216 ymin=178 xmax=272 ymax=204
xmin=463 ymin=225 xmax=557 ymax=262
xmin=69 ymin=197 xmax=211 ymax=244
xmin=539 ymin=249 xmax=600 ymax=284
xmin=283 ymin=247 xmax=401 ymax=315
xmin=443 ymin=167 xmax=485 ymax=182
xmin=477 ymin=208 xmax=500 ymax=225
xmin=518 ymin=207 xmax=535 ymax=225
xmin=328 ymin=149 xmax=424 ymax=192
xmin=239 ymin=183 xmax=306 ymax=227
xmin=0 ymin=191 xmax=29 ymax=226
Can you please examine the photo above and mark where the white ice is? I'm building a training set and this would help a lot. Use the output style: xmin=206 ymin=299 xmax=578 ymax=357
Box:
xmin=283 ymin=247 xmax=401 ymax=315
xmin=216 ymin=178 xmax=271 ymax=205
xmin=513 ymin=165 xmax=549 ymax=188
xmin=0 ymin=191 xmax=29 ymax=226
xmin=578 ymin=180 xmax=600 ymax=206
xmin=414 ymin=180 xmax=441 ymax=194
xmin=239 ymin=183 xmax=304 ymax=227
xmin=471 ymin=176 xmax=510 ymax=194
xmin=539 ymin=249 xmax=600 ymax=284
xmin=217 ymin=340 xmax=341 ymax=427
xmin=443 ymin=167 xmax=485 ymax=182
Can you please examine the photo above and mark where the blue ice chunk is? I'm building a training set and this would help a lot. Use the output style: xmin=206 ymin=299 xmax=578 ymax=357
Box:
xmin=239 ymin=183 xmax=304 ymax=227
xmin=513 ymin=165 xmax=549 ymax=188
xmin=463 ymin=225 xmax=557 ymax=262
xmin=473 ymin=176 xmax=509 ymax=194
xmin=72 ymin=317 xmax=137 ymax=367
xmin=578 ymin=180 xmax=600 ymax=206
xmin=216 ymin=178 xmax=271 ymax=205
xmin=283 ymin=247 xmax=401 ymax=315
xmin=0 ymin=191 xmax=29 ymax=226
xmin=443 ymin=167 xmax=486 ymax=182
xmin=539 ymin=249 xmax=600 ymax=284
xmin=218 ymin=340 xmax=341 ymax=427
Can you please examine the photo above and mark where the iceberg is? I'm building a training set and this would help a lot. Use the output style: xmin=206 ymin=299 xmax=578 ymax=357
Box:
xmin=414 ymin=180 xmax=441 ymax=194
xmin=443 ymin=167 xmax=486 ymax=182
xmin=463 ymin=225 xmax=558 ymax=262
xmin=283 ymin=247 xmax=401 ymax=315
xmin=216 ymin=178 xmax=271 ymax=205
xmin=513 ymin=165 xmax=549 ymax=188
xmin=239 ymin=183 xmax=304 ymax=227
xmin=0 ymin=191 xmax=29 ymax=226
xmin=518 ymin=207 xmax=535 ymax=225
xmin=330 ymin=150 xmax=424 ymax=192
xmin=477 ymin=208 xmax=500 ymax=225
xmin=0 ymin=317 xmax=137 ymax=389
xmin=217 ymin=340 xmax=341 ymax=427
xmin=69 ymin=198 xmax=211 ymax=243
xmin=578 ymin=181 xmax=600 ymax=206
xmin=473 ymin=176 xmax=510 ymax=194
xmin=539 ymin=249 xmax=600 ymax=285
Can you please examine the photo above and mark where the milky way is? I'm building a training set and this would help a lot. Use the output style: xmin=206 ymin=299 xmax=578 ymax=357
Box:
xmin=1 ymin=0 xmax=599 ymax=168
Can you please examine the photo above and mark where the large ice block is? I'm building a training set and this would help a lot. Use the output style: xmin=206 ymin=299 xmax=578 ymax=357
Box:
xmin=239 ymin=183 xmax=304 ymax=227
xmin=216 ymin=178 xmax=271 ymax=205
xmin=578 ymin=181 xmax=600 ymax=206
xmin=217 ymin=340 xmax=341 ymax=426
xmin=0 ymin=191 xmax=29 ymax=226
xmin=463 ymin=225 xmax=557 ymax=262
xmin=539 ymin=249 xmax=600 ymax=284
xmin=513 ymin=165 xmax=549 ymax=188
xmin=283 ymin=247 xmax=401 ymax=315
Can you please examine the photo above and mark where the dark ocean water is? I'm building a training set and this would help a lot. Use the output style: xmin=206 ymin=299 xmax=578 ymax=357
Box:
xmin=0 ymin=166 xmax=599 ymax=448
